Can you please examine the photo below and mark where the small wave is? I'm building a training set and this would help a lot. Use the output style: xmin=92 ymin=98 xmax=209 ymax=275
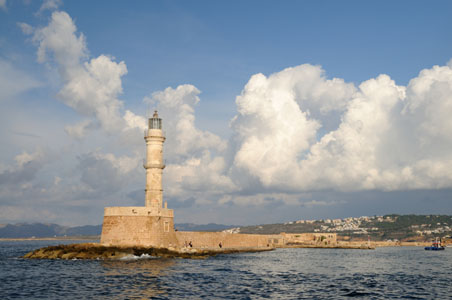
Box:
xmin=342 ymin=290 xmax=372 ymax=297
xmin=119 ymin=253 xmax=154 ymax=260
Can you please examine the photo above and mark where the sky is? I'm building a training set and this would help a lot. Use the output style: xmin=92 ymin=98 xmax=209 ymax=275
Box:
xmin=1 ymin=0 xmax=452 ymax=226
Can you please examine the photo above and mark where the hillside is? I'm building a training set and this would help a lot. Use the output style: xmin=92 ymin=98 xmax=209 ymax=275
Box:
xmin=0 ymin=223 xmax=102 ymax=238
xmin=235 ymin=214 xmax=452 ymax=241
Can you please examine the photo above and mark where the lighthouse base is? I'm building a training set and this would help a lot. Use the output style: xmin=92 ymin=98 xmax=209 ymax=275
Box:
xmin=100 ymin=207 xmax=177 ymax=248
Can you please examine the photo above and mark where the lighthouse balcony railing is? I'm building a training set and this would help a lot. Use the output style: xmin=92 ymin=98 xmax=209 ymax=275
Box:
xmin=144 ymin=130 xmax=166 ymax=138
xmin=143 ymin=159 xmax=166 ymax=169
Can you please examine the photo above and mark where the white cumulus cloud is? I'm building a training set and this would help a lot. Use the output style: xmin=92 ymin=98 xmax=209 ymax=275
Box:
xmin=37 ymin=0 xmax=62 ymax=14
xmin=64 ymin=119 xmax=95 ymax=139
xmin=0 ymin=149 xmax=48 ymax=201
xmin=144 ymin=84 xmax=226 ymax=159
xmin=123 ymin=110 xmax=146 ymax=132
xmin=230 ymin=64 xmax=356 ymax=189
xmin=17 ymin=22 xmax=33 ymax=35
xmin=229 ymin=61 xmax=452 ymax=194
xmin=30 ymin=11 xmax=142 ymax=135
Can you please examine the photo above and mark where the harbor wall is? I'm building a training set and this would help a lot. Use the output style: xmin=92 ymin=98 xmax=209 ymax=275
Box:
xmin=175 ymin=231 xmax=284 ymax=249
xmin=282 ymin=233 xmax=337 ymax=245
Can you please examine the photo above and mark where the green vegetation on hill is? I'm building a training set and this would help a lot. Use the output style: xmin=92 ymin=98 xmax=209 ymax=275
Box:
xmin=237 ymin=214 xmax=452 ymax=241
xmin=238 ymin=222 xmax=319 ymax=235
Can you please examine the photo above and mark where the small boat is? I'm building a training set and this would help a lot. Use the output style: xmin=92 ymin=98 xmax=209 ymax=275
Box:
xmin=425 ymin=238 xmax=445 ymax=251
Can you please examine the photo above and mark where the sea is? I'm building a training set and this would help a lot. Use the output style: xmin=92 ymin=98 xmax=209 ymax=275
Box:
xmin=1 ymin=240 xmax=451 ymax=299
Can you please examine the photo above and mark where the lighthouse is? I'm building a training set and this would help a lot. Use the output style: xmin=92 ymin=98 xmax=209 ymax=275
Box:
xmin=100 ymin=110 xmax=177 ymax=248
xmin=144 ymin=111 xmax=165 ymax=210
xmin=99 ymin=110 xmax=289 ymax=250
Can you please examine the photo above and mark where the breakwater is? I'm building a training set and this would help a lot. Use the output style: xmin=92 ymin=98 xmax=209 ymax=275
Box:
xmin=23 ymin=243 xmax=274 ymax=260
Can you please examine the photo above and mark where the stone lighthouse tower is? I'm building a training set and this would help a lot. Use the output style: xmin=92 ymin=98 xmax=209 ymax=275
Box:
xmin=144 ymin=111 xmax=165 ymax=211
xmin=100 ymin=111 xmax=177 ymax=248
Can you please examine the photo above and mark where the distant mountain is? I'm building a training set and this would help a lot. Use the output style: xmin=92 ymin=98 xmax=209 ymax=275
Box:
xmin=0 ymin=223 xmax=102 ymax=238
xmin=65 ymin=225 xmax=103 ymax=236
xmin=0 ymin=222 xmax=236 ymax=238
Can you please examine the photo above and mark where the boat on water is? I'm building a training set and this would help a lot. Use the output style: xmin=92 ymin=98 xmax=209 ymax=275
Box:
xmin=425 ymin=238 xmax=445 ymax=251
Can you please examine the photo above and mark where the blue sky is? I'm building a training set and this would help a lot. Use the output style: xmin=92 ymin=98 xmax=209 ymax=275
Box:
xmin=1 ymin=0 xmax=452 ymax=226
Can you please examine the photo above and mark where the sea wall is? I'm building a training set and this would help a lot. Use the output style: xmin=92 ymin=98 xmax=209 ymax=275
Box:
xmin=175 ymin=231 xmax=283 ymax=249
xmin=282 ymin=233 xmax=337 ymax=245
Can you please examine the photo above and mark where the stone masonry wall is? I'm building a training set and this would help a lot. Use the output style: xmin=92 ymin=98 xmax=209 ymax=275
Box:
xmin=175 ymin=232 xmax=284 ymax=249
xmin=282 ymin=233 xmax=337 ymax=245
xmin=101 ymin=215 xmax=177 ymax=248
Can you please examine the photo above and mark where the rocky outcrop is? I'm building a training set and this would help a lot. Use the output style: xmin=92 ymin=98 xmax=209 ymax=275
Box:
xmin=22 ymin=243 xmax=274 ymax=260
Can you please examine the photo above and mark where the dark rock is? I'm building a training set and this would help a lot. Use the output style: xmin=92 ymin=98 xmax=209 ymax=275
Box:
xmin=22 ymin=243 xmax=274 ymax=260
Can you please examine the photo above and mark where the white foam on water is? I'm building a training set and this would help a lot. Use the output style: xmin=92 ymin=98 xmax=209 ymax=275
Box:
xmin=119 ymin=253 xmax=154 ymax=260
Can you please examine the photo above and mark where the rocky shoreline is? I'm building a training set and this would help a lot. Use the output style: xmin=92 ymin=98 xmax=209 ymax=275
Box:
xmin=22 ymin=243 xmax=274 ymax=260
xmin=23 ymin=240 xmax=435 ymax=260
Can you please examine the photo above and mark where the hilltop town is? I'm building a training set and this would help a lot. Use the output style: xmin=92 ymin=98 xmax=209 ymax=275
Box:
xmin=228 ymin=214 xmax=452 ymax=242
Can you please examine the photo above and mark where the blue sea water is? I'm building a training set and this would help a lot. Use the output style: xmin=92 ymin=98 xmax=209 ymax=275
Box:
xmin=0 ymin=240 xmax=451 ymax=299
